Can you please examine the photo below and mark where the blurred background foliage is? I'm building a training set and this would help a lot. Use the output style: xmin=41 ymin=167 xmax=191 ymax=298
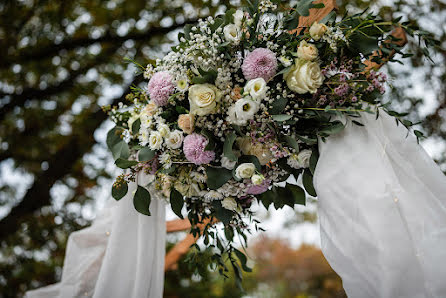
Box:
xmin=0 ymin=0 xmax=444 ymax=297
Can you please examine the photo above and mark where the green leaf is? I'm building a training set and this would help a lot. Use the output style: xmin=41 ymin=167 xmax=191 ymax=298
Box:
xmin=287 ymin=184 xmax=306 ymax=206
xmin=115 ymin=158 xmax=138 ymax=169
xmin=258 ymin=190 xmax=274 ymax=209
xmin=303 ymin=169 xmax=317 ymax=197
xmin=112 ymin=180 xmax=128 ymax=201
xmin=234 ymin=248 xmax=252 ymax=272
xmin=175 ymin=105 xmax=188 ymax=114
xmin=170 ymin=188 xmax=184 ymax=219
xmin=133 ymin=185 xmax=151 ymax=216
xmin=319 ymin=121 xmax=345 ymax=136
xmin=238 ymin=155 xmax=261 ymax=171
xmin=211 ymin=201 xmax=233 ymax=225
xmin=296 ymin=135 xmax=318 ymax=145
xmin=131 ymin=118 xmax=141 ymax=135
xmin=206 ymin=167 xmax=233 ymax=190
xmin=295 ymin=0 xmax=316 ymax=16
xmin=106 ymin=127 xmax=122 ymax=150
xmin=271 ymin=114 xmax=293 ymax=122
xmin=309 ymin=149 xmax=319 ymax=175
xmin=284 ymin=136 xmax=299 ymax=152
xmin=269 ymin=97 xmax=288 ymax=114
xmin=201 ymin=129 xmax=216 ymax=151
xmin=223 ymin=132 xmax=238 ymax=161
xmin=138 ymin=147 xmax=156 ymax=162
xmin=111 ymin=141 xmax=130 ymax=160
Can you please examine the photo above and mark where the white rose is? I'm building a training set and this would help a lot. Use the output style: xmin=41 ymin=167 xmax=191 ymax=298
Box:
xmin=297 ymin=40 xmax=318 ymax=61
xmin=251 ymin=174 xmax=264 ymax=185
xmin=221 ymin=155 xmax=237 ymax=170
xmin=165 ymin=130 xmax=184 ymax=149
xmin=245 ymin=78 xmax=267 ymax=101
xmin=309 ymin=21 xmax=328 ymax=41
xmin=233 ymin=10 xmax=244 ymax=28
xmin=227 ymin=97 xmax=259 ymax=126
xmin=284 ymin=58 xmax=324 ymax=94
xmin=188 ymin=84 xmax=222 ymax=116
xmin=235 ymin=163 xmax=256 ymax=179
xmin=221 ymin=197 xmax=238 ymax=211
xmin=297 ymin=149 xmax=312 ymax=168
xmin=157 ymin=123 xmax=170 ymax=137
xmin=223 ymin=24 xmax=240 ymax=44
xmin=148 ymin=131 xmax=163 ymax=150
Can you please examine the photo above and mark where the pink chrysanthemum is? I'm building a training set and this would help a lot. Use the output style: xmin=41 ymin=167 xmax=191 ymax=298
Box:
xmin=147 ymin=71 xmax=174 ymax=106
xmin=183 ymin=134 xmax=215 ymax=165
xmin=242 ymin=48 xmax=278 ymax=81
xmin=246 ymin=179 xmax=271 ymax=195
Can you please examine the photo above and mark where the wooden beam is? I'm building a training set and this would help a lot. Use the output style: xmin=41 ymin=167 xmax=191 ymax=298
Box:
xmin=298 ymin=0 xmax=338 ymax=28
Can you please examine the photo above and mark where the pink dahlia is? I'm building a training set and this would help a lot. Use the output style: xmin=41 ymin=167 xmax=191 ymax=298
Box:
xmin=147 ymin=71 xmax=174 ymax=106
xmin=246 ymin=179 xmax=271 ymax=195
xmin=242 ymin=48 xmax=278 ymax=81
xmin=183 ymin=133 xmax=215 ymax=165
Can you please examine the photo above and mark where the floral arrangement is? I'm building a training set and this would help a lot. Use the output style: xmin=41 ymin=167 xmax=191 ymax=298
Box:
xmin=104 ymin=0 xmax=435 ymax=281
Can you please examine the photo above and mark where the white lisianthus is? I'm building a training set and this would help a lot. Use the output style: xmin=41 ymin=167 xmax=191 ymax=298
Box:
xmin=221 ymin=197 xmax=238 ymax=211
xmin=165 ymin=130 xmax=184 ymax=149
xmin=227 ymin=97 xmax=259 ymax=126
xmin=188 ymin=84 xmax=222 ymax=116
xmin=235 ymin=163 xmax=256 ymax=179
xmin=223 ymin=24 xmax=240 ymax=44
xmin=309 ymin=21 xmax=328 ymax=41
xmin=297 ymin=149 xmax=312 ymax=168
xmin=251 ymin=174 xmax=264 ymax=185
xmin=284 ymin=58 xmax=324 ymax=94
xmin=244 ymin=78 xmax=267 ymax=101
xmin=233 ymin=10 xmax=244 ymax=28
xmin=297 ymin=40 xmax=318 ymax=61
xmin=158 ymin=123 xmax=170 ymax=137
xmin=221 ymin=155 xmax=237 ymax=170
xmin=148 ymin=131 xmax=163 ymax=150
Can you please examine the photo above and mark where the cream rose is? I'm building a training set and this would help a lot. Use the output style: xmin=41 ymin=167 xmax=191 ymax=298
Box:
xmin=297 ymin=149 xmax=312 ymax=168
xmin=309 ymin=21 xmax=328 ymax=41
xmin=148 ymin=131 xmax=163 ymax=150
xmin=221 ymin=197 xmax=238 ymax=211
xmin=178 ymin=114 xmax=194 ymax=134
xmin=245 ymin=78 xmax=267 ymax=100
xmin=235 ymin=163 xmax=256 ymax=180
xmin=284 ymin=58 xmax=324 ymax=94
xmin=251 ymin=174 xmax=264 ymax=185
xmin=223 ymin=24 xmax=240 ymax=44
xmin=157 ymin=123 xmax=170 ymax=137
xmin=297 ymin=40 xmax=318 ymax=61
xmin=188 ymin=84 xmax=222 ymax=116
xmin=165 ymin=130 xmax=184 ymax=149
xmin=143 ymin=101 xmax=157 ymax=116
xmin=237 ymin=137 xmax=274 ymax=165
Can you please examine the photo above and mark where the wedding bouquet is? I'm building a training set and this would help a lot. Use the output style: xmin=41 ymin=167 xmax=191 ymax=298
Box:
xmin=104 ymin=0 xmax=434 ymax=280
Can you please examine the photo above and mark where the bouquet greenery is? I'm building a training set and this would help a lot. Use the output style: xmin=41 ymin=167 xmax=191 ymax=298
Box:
xmin=104 ymin=0 xmax=436 ymax=282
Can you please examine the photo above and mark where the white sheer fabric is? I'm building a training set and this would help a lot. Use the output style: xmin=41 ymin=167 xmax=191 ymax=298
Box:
xmin=26 ymin=176 xmax=166 ymax=298
xmin=314 ymin=110 xmax=446 ymax=298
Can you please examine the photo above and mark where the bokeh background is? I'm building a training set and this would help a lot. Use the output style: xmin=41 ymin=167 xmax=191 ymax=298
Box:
xmin=0 ymin=0 xmax=445 ymax=297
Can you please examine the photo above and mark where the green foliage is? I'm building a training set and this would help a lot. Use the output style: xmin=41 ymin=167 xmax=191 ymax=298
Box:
xmin=133 ymin=185 xmax=152 ymax=216
xmin=170 ymin=188 xmax=184 ymax=219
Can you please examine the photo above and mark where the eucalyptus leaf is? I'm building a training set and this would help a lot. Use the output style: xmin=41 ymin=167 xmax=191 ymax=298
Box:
xmin=111 ymin=180 xmax=128 ymax=201
xmin=303 ymin=169 xmax=317 ymax=197
xmin=284 ymin=136 xmax=300 ymax=152
xmin=111 ymin=141 xmax=130 ymax=160
xmin=133 ymin=185 xmax=151 ymax=216
xmin=234 ymin=248 xmax=252 ymax=272
xmin=115 ymin=158 xmax=138 ymax=169
xmin=138 ymin=147 xmax=156 ymax=162
xmin=206 ymin=167 xmax=233 ymax=190
xmin=223 ymin=132 xmax=238 ymax=161
xmin=131 ymin=118 xmax=141 ymax=135
xmin=309 ymin=149 xmax=319 ymax=175
xmin=271 ymin=114 xmax=293 ymax=122
xmin=106 ymin=127 xmax=122 ymax=150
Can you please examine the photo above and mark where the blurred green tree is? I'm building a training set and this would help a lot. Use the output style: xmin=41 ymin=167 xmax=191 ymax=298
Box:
xmin=0 ymin=0 xmax=444 ymax=297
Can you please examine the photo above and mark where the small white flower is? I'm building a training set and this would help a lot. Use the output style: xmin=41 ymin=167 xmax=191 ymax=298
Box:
xmin=251 ymin=174 xmax=264 ymax=185
xmin=149 ymin=131 xmax=163 ymax=150
xmin=235 ymin=163 xmax=256 ymax=179
xmin=244 ymin=78 xmax=267 ymax=101
xmin=233 ymin=10 xmax=244 ymax=28
xmin=176 ymin=77 xmax=189 ymax=92
xmin=160 ymin=152 xmax=172 ymax=169
xmin=221 ymin=197 xmax=238 ymax=211
xmin=165 ymin=130 xmax=184 ymax=149
xmin=158 ymin=123 xmax=170 ymax=138
xmin=221 ymin=155 xmax=237 ymax=170
xmin=279 ymin=56 xmax=292 ymax=67
xmin=223 ymin=24 xmax=240 ymax=44
xmin=227 ymin=97 xmax=260 ymax=126
xmin=204 ymin=190 xmax=223 ymax=202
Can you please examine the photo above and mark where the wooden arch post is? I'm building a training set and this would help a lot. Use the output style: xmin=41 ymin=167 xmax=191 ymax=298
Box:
xmin=163 ymin=0 xmax=407 ymax=272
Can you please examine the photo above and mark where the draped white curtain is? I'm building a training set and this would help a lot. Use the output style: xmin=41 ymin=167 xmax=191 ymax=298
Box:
xmin=26 ymin=177 xmax=166 ymax=298
xmin=314 ymin=110 xmax=446 ymax=298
